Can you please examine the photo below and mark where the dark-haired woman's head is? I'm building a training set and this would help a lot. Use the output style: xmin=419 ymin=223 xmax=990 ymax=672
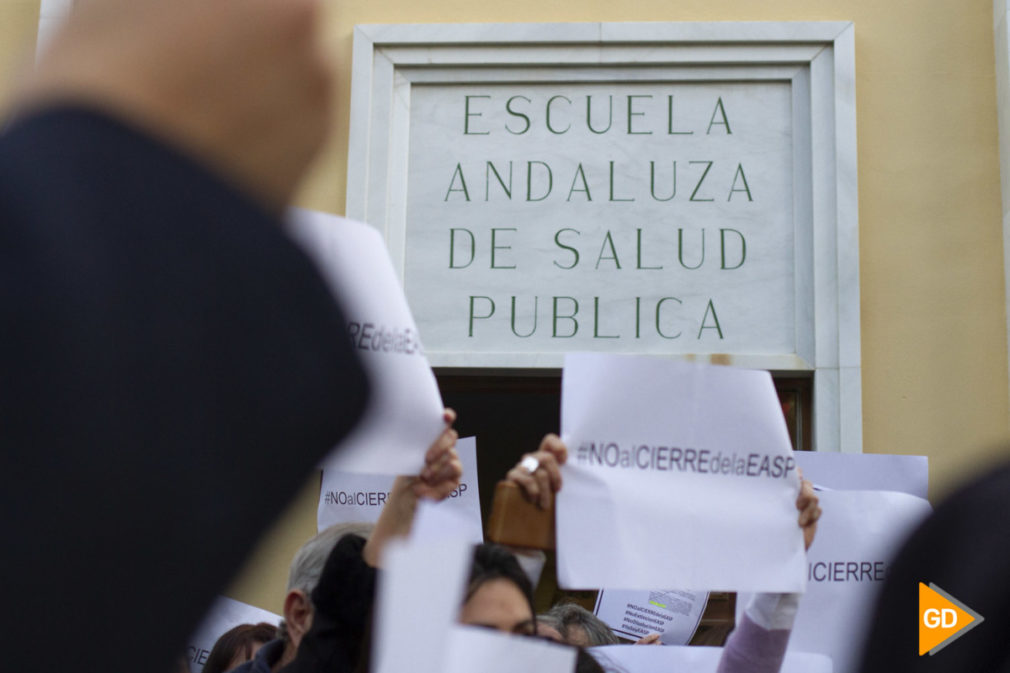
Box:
xmin=202 ymin=622 xmax=277 ymax=673
xmin=459 ymin=543 xmax=536 ymax=635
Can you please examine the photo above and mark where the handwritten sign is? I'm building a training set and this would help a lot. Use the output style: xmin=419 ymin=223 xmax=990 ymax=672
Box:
xmin=187 ymin=596 xmax=280 ymax=673
xmin=556 ymin=353 xmax=804 ymax=591
xmin=287 ymin=209 xmax=445 ymax=475
xmin=317 ymin=437 xmax=483 ymax=543
xmin=404 ymin=83 xmax=795 ymax=357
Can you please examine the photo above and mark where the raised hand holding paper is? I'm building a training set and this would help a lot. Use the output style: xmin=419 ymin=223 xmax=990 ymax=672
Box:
xmin=557 ymin=353 xmax=805 ymax=592
xmin=287 ymin=210 xmax=445 ymax=475
xmin=738 ymin=489 xmax=932 ymax=673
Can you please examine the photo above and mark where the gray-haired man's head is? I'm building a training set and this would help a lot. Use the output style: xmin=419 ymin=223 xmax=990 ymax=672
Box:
xmin=276 ymin=522 xmax=374 ymax=664
xmin=286 ymin=522 xmax=374 ymax=594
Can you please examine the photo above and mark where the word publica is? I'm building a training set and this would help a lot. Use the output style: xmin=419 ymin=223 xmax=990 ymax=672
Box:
xmin=808 ymin=561 xmax=887 ymax=583
xmin=576 ymin=441 xmax=796 ymax=479
xmin=467 ymin=295 xmax=724 ymax=340
xmin=347 ymin=322 xmax=422 ymax=356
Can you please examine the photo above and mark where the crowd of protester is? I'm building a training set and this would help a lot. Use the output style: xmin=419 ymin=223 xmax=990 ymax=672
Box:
xmin=191 ymin=429 xmax=819 ymax=673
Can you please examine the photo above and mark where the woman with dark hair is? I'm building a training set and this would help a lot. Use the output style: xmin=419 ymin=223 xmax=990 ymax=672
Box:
xmin=461 ymin=543 xmax=605 ymax=673
xmin=460 ymin=543 xmax=538 ymax=635
xmin=204 ymin=623 xmax=279 ymax=673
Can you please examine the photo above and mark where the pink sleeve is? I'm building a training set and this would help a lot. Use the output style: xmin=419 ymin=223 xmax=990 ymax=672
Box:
xmin=715 ymin=611 xmax=792 ymax=673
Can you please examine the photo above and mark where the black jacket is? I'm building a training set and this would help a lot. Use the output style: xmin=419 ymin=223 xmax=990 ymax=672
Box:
xmin=0 ymin=107 xmax=369 ymax=673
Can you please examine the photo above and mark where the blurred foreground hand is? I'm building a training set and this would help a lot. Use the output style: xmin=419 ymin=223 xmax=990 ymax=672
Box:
xmin=12 ymin=0 xmax=332 ymax=210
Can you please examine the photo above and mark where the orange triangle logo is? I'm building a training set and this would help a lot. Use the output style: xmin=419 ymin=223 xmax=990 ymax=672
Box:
xmin=919 ymin=582 xmax=984 ymax=655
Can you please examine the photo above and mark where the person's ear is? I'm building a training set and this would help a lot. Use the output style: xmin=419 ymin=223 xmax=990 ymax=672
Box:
xmin=283 ymin=589 xmax=314 ymax=648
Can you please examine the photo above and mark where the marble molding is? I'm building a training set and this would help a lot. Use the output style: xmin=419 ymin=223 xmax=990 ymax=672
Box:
xmin=347 ymin=22 xmax=861 ymax=453
xmin=995 ymin=1 xmax=1010 ymax=413
xmin=35 ymin=0 xmax=76 ymax=59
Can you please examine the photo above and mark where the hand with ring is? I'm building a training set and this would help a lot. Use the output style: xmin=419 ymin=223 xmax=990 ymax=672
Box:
xmin=505 ymin=434 xmax=568 ymax=510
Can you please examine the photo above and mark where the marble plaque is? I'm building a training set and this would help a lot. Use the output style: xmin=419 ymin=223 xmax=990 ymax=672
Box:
xmin=405 ymin=81 xmax=794 ymax=355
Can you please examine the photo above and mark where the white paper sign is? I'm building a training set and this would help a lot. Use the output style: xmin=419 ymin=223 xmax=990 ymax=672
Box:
xmin=408 ymin=496 xmax=480 ymax=545
xmin=594 ymin=589 xmax=707 ymax=645
xmin=795 ymin=452 xmax=929 ymax=499
xmin=317 ymin=437 xmax=483 ymax=542
xmin=445 ymin=625 xmax=577 ymax=673
xmin=372 ymin=517 xmax=472 ymax=673
xmin=589 ymin=644 xmax=832 ymax=673
xmin=557 ymin=353 xmax=805 ymax=592
xmin=317 ymin=469 xmax=396 ymax=526
xmin=187 ymin=596 xmax=281 ymax=673
xmin=737 ymin=490 xmax=932 ymax=673
xmin=372 ymin=506 xmax=574 ymax=673
xmin=287 ymin=209 xmax=445 ymax=474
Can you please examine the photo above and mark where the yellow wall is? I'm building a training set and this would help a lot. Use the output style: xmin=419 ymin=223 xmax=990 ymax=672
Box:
xmin=0 ymin=2 xmax=38 ymax=108
xmin=3 ymin=0 xmax=1009 ymax=614
xmin=306 ymin=0 xmax=1010 ymax=501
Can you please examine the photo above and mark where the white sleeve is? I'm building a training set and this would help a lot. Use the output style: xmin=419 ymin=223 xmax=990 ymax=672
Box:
xmin=744 ymin=592 xmax=800 ymax=631
xmin=508 ymin=547 xmax=547 ymax=588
